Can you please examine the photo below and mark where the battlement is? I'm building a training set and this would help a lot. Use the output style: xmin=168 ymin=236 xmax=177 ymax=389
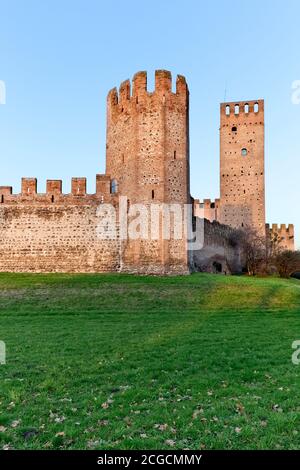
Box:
xmin=107 ymin=70 xmax=188 ymax=111
xmin=200 ymin=198 xmax=220 ymax=208
xmin=193 ymin=198 xmax=220 ymax=222
xmin=0 ymin=174 xmax=116 ymax=204
xmin=266 ymin=223 xmax=295 ymax=251
xmin=220 ymin=99 xmax=264 ymax=118
xmin=266 ymin=223 xmax=294 ymax=235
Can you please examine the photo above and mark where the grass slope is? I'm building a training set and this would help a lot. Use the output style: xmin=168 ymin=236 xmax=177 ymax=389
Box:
xmin=0 ymin=273 xmax=300 ymax=450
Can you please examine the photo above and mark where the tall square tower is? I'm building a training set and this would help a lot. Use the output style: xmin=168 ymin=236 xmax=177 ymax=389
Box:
xmin=219 ymin=100 xmax=266 ymax=234
xmin=105 ymin=70 xmax=191 ymax=274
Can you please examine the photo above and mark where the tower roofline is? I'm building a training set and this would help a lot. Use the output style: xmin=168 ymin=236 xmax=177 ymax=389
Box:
xmin=220 ymin=98 xmax=264 ymax=106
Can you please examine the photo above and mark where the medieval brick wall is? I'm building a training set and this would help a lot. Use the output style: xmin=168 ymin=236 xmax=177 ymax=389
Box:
xmin=0 ymin=70 xmax=192 ymax=275
xmin=193 ymin=198 xmax=220 ymax=223
xmin=267 ymin=223 xmax=295 ymax=251
xmin=192 ymin=218 xmax=243 ymax=274
xmin=0 ymin=73 xmax=295 ymax=275
xmin=0 ymin=176 xmax=121 ymax=272
xmin=219 ymin=100 xmax=266 ymax=234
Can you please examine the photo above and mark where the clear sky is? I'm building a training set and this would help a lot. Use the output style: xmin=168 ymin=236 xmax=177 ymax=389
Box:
xmin=0 ymin=0 xmax=299 ymax=247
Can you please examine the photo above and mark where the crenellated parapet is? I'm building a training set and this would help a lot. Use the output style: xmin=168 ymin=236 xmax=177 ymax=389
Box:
xmin=0 ymin=175 xmax=118 ymax=205
xmin=107 ymin=70 xmax=189 ymax=119
xmin=193 ymin=198 xmax=220 ymax=222
xmin=266 ymin=223 xmax=295 ymax=251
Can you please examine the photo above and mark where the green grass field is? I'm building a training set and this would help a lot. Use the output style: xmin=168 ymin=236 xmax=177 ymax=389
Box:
xmin=0 ymin=273 xmax=300 ymax=450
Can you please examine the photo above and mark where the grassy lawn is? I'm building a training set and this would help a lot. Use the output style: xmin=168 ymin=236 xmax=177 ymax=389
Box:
xmin=0 ymin=273 xmax=300 ymax=450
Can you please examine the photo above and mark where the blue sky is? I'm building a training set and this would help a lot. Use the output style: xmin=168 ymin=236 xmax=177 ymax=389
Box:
xmin=0 ymin=0 xmax=299 ymax=247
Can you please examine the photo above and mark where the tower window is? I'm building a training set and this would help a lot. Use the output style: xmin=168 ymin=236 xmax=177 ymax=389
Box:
xmin=152 ymin=190 xmax=155 ymax=199
xmin=234 ymin=104 xmax=239 ymax=115
xmin=225 ymin=105 xmax=230 ymax=115
xmin=244 ymin=103 xmax=249 ymax=113
xmin=174 ymin=150 xmax=176 ymax=160
xmin=254 ymin=102 xmax=259 ymax=113
xmin=232 ymin=126 xmax=237 ymax=132
xmin=241 ymin=148 xmax=248 ymax=156
xmin=111 ymin=179 xmax=118 ymax=194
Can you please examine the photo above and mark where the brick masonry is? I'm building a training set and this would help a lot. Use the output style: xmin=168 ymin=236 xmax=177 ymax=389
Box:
xmin=197 ymin=99 xmax=295 ymax=251
xmin=0 ymin=71 xmax=191 ymax=274
xmin=0 ymin=71 xmax=295 ymax=275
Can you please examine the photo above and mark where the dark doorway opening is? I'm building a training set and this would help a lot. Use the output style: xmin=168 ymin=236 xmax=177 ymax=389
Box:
xmin=213 ymin=261 xmax=222 ymax=273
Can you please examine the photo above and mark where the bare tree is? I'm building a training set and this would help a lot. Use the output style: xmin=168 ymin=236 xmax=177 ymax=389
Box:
xmin=273 ymin=250 xmax=300 ymax=278
xmin=229 ymin=227 xmax=266 ymax=275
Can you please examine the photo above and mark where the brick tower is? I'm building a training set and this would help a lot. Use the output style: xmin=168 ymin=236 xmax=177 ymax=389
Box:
xmin=106 ymin=70 xmax=191 ymax=273
xmin=219 ymin=100 xmax=266 ymax=234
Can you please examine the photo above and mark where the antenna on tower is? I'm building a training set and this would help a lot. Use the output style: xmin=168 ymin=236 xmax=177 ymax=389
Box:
xmin=223 ymin=81 xmax=228 ymax=103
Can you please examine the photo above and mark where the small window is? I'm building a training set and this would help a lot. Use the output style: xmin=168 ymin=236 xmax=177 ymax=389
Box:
xmin=254 ymin=102 xmax=259 ymax=113
xmin=225 ymin=105 xmax=230 ymax=115
xmin=244 ymin=103 xmax=249 ymax=113
xmin=152 ymin=190 xmax=155 ymax=199
xmin=51 ymin=195 xmax=54 ymax=203
xmin=241 ymin=148 xmax=248 ymax=156
xmin=232 ymin=126 xmax=237 ymax=132
xmin=234 ymin=104 xmax=239 ymax=115
xmin=174 ymin=150 xmax=176 ymax=160
xmin=111 ymin=179 xmax=118 ymax=194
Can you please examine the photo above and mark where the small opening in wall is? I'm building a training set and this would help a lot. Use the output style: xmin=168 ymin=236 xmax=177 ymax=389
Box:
xmin=111 ymin=179 xmax=118 ymax=194
xmin=174 ymin=150 xmax=176 ymax=160
xmin=1 ymin=195 xmax=3 ymax=203
xmin=244 ymin=103 xmax=249 ymax=113
xmin=213 ymin=261 xmax=222 ymax=273
xmin=241 ymin=148 xmax=248 ymax=156
xmin=232 ymin=126 xmax=237 ymax=132
xmin=225 ymin=105 xmax=230 ymax=115
xmin=234 ymin=104 xmax=239 ymax=115
xmin=152 ymin=190 xmax=155 ymax=199
xmin=51 ymin=195 xmax=54 ymax=203
xmin=254 ymin=102 xmax=259 ymax=113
